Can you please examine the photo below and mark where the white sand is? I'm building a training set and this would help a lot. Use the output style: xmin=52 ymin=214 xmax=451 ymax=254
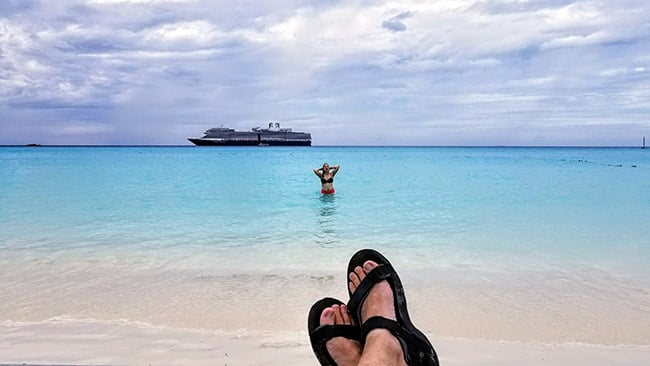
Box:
xmin=2 ymin=253 xmax=649 ymax=365
xmin=2 ymin=268 xmax=648 ymax=346
xmin=1 ymin=319 xmax=649 ymax=366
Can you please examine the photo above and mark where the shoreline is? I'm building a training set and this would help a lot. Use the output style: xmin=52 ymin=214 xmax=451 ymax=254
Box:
xmin=2 ymin=263 xmax=648 ymax=347
xmin=2 ymin=251 xmax=649 ymax=344
xmin=2 ymin=319 xmax=649 ymax=366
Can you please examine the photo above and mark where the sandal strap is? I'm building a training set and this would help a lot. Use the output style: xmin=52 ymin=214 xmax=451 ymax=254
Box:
xmin=311 ymin=324 xmax=360 ymax=346
xmin=347 ymin=264 xmax=393 ymax=320
xmin=360 ymin=316 xmax=403 ymax=343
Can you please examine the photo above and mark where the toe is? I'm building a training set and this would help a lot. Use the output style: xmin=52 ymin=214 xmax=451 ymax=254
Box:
xmin=333 ymin=305 xmax=344 ymax=324
xmin=320 ymin=307 xmax=335 ymax=326
xmin=340 ymin=305 xmax=353 ymax=325
xmin=363 ymin=260 xmax=378 ymax=274
xmin=354 ymin=266 xmax=366 ymax=281
xmin=349 ymin=271 xmax=361 ymax=293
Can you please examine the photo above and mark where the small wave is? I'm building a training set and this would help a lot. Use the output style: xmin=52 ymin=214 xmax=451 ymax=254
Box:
xmin=260 ymin=341 xmax=306 ymax=348
xmin=0 ymin=317 xmax=258 ymax=338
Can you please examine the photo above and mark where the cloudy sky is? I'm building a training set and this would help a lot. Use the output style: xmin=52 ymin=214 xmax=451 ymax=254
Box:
xmin=1 ymin=0 xmax=649 ymax=146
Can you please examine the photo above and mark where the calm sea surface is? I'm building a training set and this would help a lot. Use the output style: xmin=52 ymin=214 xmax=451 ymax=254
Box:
xmin=1 ymin=146 xmax=649 ymax=344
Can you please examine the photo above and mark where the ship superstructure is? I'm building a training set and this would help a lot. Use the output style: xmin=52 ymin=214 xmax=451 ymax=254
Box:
xmin=188 ymin=123 xmax=311 ymax=146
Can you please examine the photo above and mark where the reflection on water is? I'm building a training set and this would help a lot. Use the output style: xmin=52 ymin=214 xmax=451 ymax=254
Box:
xmin=319 ymin=194 xmax=337 ymax=216
xmin=315 ymin=194 xmax=338 ymax=247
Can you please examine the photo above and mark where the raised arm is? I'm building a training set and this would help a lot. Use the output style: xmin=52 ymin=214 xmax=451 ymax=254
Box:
xmin=313 ymin=167 xmax=323 ymax=178
xmin=331 ymin=165 xmax=340 ymax=176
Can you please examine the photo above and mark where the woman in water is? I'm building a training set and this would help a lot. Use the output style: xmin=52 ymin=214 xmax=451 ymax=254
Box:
xmin=314 ymin=163 xmax=339 ymax=194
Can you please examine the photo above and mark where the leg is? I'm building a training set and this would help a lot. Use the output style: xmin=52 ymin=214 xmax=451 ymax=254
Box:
xmin=358 ymin=328 xmax=407 ymax=366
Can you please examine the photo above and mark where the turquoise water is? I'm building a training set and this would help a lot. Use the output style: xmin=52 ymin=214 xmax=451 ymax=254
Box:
xmin=1 ymin=146 xmax=648 ymax=271
xmin=1 ymin=146 xmax=649 ymax=344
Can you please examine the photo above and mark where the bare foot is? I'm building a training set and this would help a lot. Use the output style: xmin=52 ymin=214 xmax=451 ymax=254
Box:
xmin=349 ymin=260 xmax=407 ymax=366
xmin=320 ymin=303 xmax=362 ymax=366
xmin=349 ymin=261 xmax=397 ymax=324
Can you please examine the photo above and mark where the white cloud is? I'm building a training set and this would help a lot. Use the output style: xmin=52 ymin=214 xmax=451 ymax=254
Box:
xmin=541 ymin=31 xmax=610 ymax=49
xmin=507 ymin=76 xmax=558 ymax=87
xmin=141 ymin=21 xmax=224 ymax=48
xmin=538 ymin=2 xmax=604 ymax=28
xmin=0 ymin=20 xmax=52 ymax=97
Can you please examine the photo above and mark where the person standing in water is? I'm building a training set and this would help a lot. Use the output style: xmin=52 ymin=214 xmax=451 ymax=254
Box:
xmin=314 ymin=163 xmax=339 ymax=194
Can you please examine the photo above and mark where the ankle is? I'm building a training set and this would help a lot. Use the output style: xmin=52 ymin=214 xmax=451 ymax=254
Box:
xmin=365 ymin=329 xmax=406 ymax=366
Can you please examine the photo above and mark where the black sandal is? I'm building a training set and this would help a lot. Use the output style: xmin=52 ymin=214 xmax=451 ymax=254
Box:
xmin=347 ymin=249 xmax=439 ymax=366
xmin=308 ymin=297 xmax=361 ymax=366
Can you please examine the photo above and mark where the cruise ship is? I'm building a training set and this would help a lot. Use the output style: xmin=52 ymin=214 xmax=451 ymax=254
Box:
xmin=188 ymin=123 xmax=311 ymax=146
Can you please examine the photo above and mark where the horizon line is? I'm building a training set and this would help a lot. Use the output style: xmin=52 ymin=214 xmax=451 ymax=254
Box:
xmin=1 ymin=144 xmax=647 ymax=148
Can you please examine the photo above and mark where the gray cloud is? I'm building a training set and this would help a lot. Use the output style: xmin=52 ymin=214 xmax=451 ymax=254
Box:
xmin=382 ymin=12 xmax=411 ymax=32
xmin=0 ymin=0 xmax=39 ymax=15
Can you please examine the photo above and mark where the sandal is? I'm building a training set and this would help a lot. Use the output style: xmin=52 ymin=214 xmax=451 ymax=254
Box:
xmin=347 ymin=249 xmax=439 ymax=366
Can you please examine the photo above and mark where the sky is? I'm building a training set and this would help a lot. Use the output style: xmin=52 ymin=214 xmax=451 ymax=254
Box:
xmin=1 ymin=0 xmax=649 ymax=146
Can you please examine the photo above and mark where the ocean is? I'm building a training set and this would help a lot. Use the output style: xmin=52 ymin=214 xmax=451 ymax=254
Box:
xmin=1 ymin=146 xmax=649 ymax=347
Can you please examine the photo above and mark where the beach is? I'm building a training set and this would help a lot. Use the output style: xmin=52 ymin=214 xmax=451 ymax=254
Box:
xmin=2 ymin=253 xmax=649 ymax=365
xmin=1 ymin=146 xmax=649 ymax=365
xmin=2 ymin=317 xmax=650 ymax=365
